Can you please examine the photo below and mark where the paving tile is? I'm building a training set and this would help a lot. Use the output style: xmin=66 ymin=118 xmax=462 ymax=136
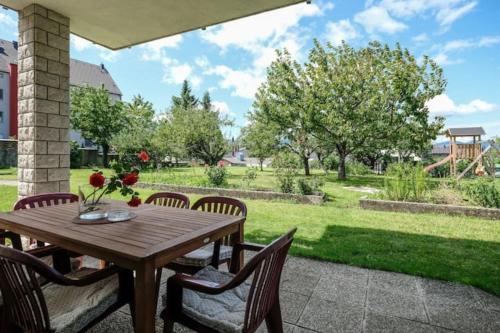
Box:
xmin=426 ymin=303 xmax=500 ymax=332
xmin=369 ymin=269 xmax=419 ymax=295
xmin=281 ymin=290 xmax=310 ymax=324
xmin=297 ymin=297 xmax=364 ymax=333
xmin=364 ymin=312 xmax=437 ymax=333
xmin=367 ymin=287 xmax=428 ymax=322
xmin=285 ymin=256 xmax=329 ymax=276
xmin=471 ymin=287 xmax=500 ymax=313
xmin=312 ymin=275 xmax=366 ymax=306
xmin=418 ymin=278 xmax=483 ymax=309
xmin=281 ymin=270 xmax=320 ymax=296
xmin=88 ymin=310 xmax=134 ymax=332
xmin=321 ymin=263 xmax=369 ymax=284
xmin=255 ymin=321 xmax=301 ymax=333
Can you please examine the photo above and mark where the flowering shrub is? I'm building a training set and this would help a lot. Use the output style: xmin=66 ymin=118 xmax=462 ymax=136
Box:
xmin=205 ymin=164 xmax=228 ymax=187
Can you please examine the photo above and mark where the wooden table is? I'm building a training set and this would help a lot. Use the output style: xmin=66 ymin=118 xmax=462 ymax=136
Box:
xmin=0 ymin=200 xmax=245 ymax=333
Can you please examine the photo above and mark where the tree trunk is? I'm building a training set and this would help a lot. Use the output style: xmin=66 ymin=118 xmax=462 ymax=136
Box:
xmin=102 ymin=143 xmax=109 ymax=168
xmin=259 ymin=159 xmax=264 ymax=171
xmin=338 ymin=155 xmax=347 ymax=180
xmin=302 ymin=155 xmax=310 ymax=176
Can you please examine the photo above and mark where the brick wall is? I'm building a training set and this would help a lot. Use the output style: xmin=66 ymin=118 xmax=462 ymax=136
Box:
xmin=17 ymin=4 xmax=70 ymax=196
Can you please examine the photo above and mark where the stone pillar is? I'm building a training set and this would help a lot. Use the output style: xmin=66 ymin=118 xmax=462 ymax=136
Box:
xmin=17 ymin=4 xmax=70 ymax=197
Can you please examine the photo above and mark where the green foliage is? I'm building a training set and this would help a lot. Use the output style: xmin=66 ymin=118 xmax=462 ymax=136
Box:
xmin=296 ymin=177 xmax=325 ymax=195
xmin=273 ymin=153 xmax=299 ymax=193
xmin=70 ymin=86 xmax=125 ymax=167
xmin=205 ymin=165 xmax=229 ymax=187
xmin=383 ymin=163 xmax=429 ymax=201
xmin=346 ymin=161 xmax=371 ymax=176
xmin=172 ymin=80 xmax=198 ymax=110
xmin=427 ymin=158 xmax=450 ymax=178
xmin=70 ymin=141 xmax=81 ymax=169
xmin=456 ymin=159 xmax=473 ymax=178
xmin=242 ymin=167 xmax=258 ymax=188
xmin=460 ymin=179 xmax=500 ymax=208
xmin=240 ymin=120 xmax=279 ymax=171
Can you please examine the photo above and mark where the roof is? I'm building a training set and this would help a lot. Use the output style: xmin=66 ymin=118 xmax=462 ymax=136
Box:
xmin=431 ymin=146 xmax=449 ymax=155
xmin=1 ymin=0 xmax=307 ymax=50
xmin=446 ymin=127 xmax=485 ymax=137
xmin=0 ymin=39 xmax=121 ymax=95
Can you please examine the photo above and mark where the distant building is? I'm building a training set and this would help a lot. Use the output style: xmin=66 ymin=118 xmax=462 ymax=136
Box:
xmin=0 ymin=39 xmax=122 ymax=146
xmin=222 ymin=149 xmax=273 ymax=167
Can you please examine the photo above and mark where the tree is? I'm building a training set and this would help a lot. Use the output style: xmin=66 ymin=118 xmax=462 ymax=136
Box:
xmin=112 ymin=95 xmax=157 ymax=164
xmin=240 ymin=119 xmax=279 ymax=171
xmin=70 ymin=86 xmax=125 ymax=167
xmin=172 ymin=80 xmax=198 ymax=110
xmin=201 ymin=91 xmax=212 ymax=111
xmin=252 ymin=50 xmax=320 ymax=176
xmin=307 ymin=40 xmax=445 ymax=179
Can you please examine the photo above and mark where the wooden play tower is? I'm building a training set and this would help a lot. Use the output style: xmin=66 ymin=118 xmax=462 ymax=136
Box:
xmin=446 ymin=127 xmax=486 ymax=178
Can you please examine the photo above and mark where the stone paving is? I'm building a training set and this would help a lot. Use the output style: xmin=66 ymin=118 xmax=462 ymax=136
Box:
xmin=89 ymin=256 xmax=500 ymax=333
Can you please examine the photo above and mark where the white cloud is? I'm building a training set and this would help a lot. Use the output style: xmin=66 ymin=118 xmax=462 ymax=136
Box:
xmin=354 ymin=6 xmax=407 ymax=35
xmin=139 ymin=36 xmax=182 ymax=61
xmin=70 ymin=34 xmax=122 ymax=62
xmin=0 ymin=12 xmax=16 ymax=26
xmin=426 ymin=94 xmax=497 ymax=116
xmin=478 ymin=36 xmax=500 ymax=47
xmin=161 ymin=58 xmax=201 ymax=87
xmin=206 ymin=65 xmax=263 ymax=99
xmin=71 ymin=35 xmax=94 ymax=51
xmin=412 ymin=33 xmax=429 ymax=43
xmin=433 ymin=53 xmax=463 ymax=66
xmin=212 ymin=101 xmax=233 ymax=116
xmin=325 ymin=19 xmax=359 ymax=46
xmin=436 ymin=1 xmax=477 ymax=27
xmin=431 ymin=36 xmax=500 ymax=65
xmin=195 ymin=56 xmax=210 ymax=69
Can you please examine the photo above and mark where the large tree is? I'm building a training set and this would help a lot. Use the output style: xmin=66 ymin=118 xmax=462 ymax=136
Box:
xmin=252 ymin=50 xmax=320 ymax=176
xmin=307 ymin=40 xmax=445 ymax=179
xmin=70 ymin=86 xmax=125 ymax=167
xmin=172 ymin=80 xmax=198 ymax=110
xmin=240 ymin=119 xmax=279 ymax=171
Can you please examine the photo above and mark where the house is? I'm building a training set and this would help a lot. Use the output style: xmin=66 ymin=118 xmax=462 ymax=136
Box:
xmin=0 ymin=39 xmax=122 ymax=145
xmin=222 ymin=149 xmax=273 ymax=167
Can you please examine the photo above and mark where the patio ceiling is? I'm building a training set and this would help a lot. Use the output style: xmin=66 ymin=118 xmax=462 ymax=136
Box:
xmin=1 ymin=0 xmax=307 ymax=50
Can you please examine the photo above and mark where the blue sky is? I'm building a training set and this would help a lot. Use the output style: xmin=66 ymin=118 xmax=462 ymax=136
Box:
xmin=1 ymin=0 xmax=499 ymax=140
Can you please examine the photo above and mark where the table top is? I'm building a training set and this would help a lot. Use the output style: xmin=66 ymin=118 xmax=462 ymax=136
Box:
xmin=0 ymin=201 xmax=244 ymax=267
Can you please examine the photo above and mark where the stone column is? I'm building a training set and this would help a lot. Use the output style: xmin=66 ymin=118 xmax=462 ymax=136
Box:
xmin=17 ymin=4 xmax=70 ymax=197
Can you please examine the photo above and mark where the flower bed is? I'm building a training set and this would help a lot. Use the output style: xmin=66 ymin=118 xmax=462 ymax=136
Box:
xmin=360 ymin=198 xmax=500 ymax=220
xmin=136 ymin=182 xmax=325 ymax=205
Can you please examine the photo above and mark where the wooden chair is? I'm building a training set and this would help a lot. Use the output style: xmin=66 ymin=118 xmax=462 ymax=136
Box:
xmin=0 ymin=245 xmax=135 ymax=333
xmin=161 ymin=228 xmax=296 ymax=333
xmin=165 ymin=196 xmax=247 ymax=275
xmin=145 ymin=192 xmax=190 ymax=209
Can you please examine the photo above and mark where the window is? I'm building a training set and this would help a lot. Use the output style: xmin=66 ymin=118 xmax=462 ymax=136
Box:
xmin=0 ymin=111 xmax=3 ymax=123
xmin=0 ymin=89 xmax=3 ymax=100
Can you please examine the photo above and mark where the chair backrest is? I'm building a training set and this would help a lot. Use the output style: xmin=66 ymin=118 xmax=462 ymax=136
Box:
xmin=0 ymin=245 xmax=54 ymax=332
xmin=144 ymin=192 xmax=190 ymax=209
xmin=13 ymin=193 xmax=79 ymax=211
xmin=191 ymin=196 xmax=247 ymax=217
xmin=238 ymin=229 xmax=296 ymax=333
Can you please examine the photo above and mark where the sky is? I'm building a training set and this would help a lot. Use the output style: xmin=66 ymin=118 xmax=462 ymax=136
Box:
xmin=1 ymin=0 xmax=499 ymax=141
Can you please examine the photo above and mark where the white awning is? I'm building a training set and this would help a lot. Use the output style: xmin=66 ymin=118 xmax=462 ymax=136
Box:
xmin=2 ymin=0 xmax=307 ymax=50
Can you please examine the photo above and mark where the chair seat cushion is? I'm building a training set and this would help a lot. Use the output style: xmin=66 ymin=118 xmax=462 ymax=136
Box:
xmin=182 ymin=265 xmax=250 ymax=333
xmin=174 ymin=244 xmax=233 ymax=267
xmin=43 ymin=268 xmax=120 ymax=333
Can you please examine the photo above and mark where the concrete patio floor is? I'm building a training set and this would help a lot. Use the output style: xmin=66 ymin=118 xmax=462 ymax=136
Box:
xmin=89 ymin=256 xmax=500 ymax=333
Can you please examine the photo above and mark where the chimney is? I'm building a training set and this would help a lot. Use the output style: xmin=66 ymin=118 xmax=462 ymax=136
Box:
xmin=12 ymin=41 xmax=18 ymax=49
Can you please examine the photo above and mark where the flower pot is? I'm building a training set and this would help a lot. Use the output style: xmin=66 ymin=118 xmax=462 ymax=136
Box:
xmin=78 ymin=185 xmax=110 ymax=220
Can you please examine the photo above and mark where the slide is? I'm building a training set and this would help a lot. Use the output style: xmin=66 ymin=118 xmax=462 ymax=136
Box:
xmin=424 ymin=154 xmax=453 ymax=173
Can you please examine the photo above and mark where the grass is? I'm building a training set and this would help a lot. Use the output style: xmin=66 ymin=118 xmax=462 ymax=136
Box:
xmin=1 ymin=167 xmax=499 ymax=295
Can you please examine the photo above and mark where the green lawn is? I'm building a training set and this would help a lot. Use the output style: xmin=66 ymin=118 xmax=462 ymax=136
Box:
xmin=1 ymin=167 xmax=499 ymax=296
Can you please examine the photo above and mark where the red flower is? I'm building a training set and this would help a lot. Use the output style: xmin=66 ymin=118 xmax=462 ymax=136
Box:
xmin=122 ymin=172 xmax=139 ymax=186
xmin=218 ymin=160 xmax=225 ymax=167
xmin=138 ymin=151 xmax=150 ymax=162
xmin=127 ymin=196 xmax=141 ymax=207
xmin=89 ymin=172 xmax=105 ymax=188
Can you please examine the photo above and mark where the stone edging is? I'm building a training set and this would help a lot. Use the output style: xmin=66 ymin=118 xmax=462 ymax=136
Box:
xmin=359 ymin=198 xmax=500 ymax=220
xmin=136 ymin=182 xmax=324 ymax=204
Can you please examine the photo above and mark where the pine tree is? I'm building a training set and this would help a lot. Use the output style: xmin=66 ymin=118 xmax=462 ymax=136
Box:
xmin=172 ymin=80 xmax=198 ymax=110
xmin=201 ymin=91 xmax=212 ymax=111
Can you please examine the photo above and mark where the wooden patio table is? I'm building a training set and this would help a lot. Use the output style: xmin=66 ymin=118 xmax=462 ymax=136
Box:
xmin=0 ymin=200 xmax=245 ymax=333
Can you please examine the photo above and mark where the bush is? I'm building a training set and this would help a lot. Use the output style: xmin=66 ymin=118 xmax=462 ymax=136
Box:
xmin=242 ymin=167 xmax=258 ymax=188
xmin=456 ymin=159 xmax=473 ymax=178
xmin=322 ymin=155 xmax=339 ymax=171
xmin=384 ymin=163 xmax=429 ymax=202
xmin=205 ymin=165 xmax=228 ymax=187
xmin=460 ymin=179 xmax=500 ymax=208
xmin=70 ymin=141 xmax=82 ymax=168
xmin=296 ymin=177 xmax=325 ymax=195
xmin=346 ymin=161 xmax=371 ymax=176
xmin=273 ymin=153 xmax=299 ymax=193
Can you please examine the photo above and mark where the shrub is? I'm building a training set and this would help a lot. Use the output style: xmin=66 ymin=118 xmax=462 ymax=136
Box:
xmin=346 ymin=161 xmax=371 ymax=176
xmin=460 ymin=179 xmax=500 ymax=208
xmin=456 ymin=159 xmax=473 ymax=178
xmin=273 ymin=153 xmax=299 ymax=193
xmin=296 ymin=177 xmax=325 ymax=195
xmin=384 ymin=163 xmax=429 ymax=201
xmin=205 ymin=165 xmax=228 ymax=187
xmin=242 ymin=167 xmax=258 ymax=188
xmin=322 ymin=155 xmax=339 ymax=171
xmin=70 ymin=141 xmax=82 ymax=168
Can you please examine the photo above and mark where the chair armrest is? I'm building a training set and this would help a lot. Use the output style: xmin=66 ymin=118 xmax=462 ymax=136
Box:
xmin=170 ymin=273 xmax=225 ymax=295
xmin=233 ymin=242 xmax=265 ymax=252
xmin=62 ymin=265 xmax=123 ymax=287
xmin=26 ymin=244 xmax=63 ymax=258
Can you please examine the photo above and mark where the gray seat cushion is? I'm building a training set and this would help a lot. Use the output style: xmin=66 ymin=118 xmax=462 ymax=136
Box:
xmin=174 ymin=244 xmax=233 ymax=267
xmin=43 ymin=268 xmax=120 ymax=333
xmin=182 ymin=265 xmax=251 ymax=333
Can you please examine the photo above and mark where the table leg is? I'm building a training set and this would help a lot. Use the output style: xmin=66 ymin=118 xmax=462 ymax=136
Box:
xmin=230 ymin=221 xmax=244 ymax=274
xmin=134 ymin=261 xmax=156 ymax=333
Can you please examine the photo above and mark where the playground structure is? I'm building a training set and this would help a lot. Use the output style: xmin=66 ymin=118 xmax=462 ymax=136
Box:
xmin=424 ymin=127 xmax=496 ymax=180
